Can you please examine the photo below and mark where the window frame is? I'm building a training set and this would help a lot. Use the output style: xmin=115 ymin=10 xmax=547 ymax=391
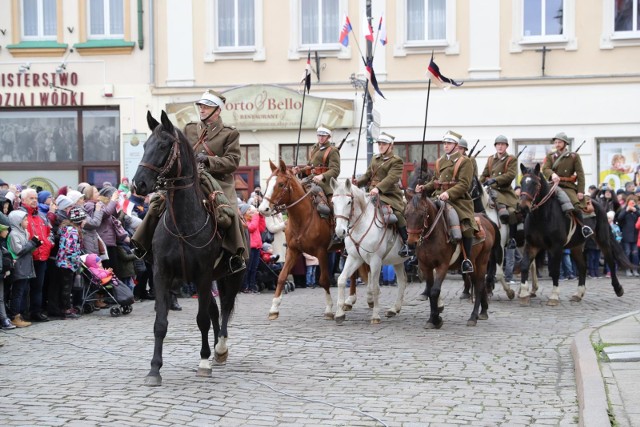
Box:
xmin=601 ymin=0 xmax=640 ymax=49
xmin=394 ymin=0 xmax=459 ymax=57
xmin=21 ymin=0 xmax=58 ymax=41
xmin=288 ymin=0 xmax=349 ymax=60
xmin=215 ymin=0 xmax=256 ymax=52
xmin=206 ymin=0 xmax=265 ymax=61
xmin=510 ymin=0 xmax=576 ymax=53
xmin=87 ymin=0 xmax=125 ymax=40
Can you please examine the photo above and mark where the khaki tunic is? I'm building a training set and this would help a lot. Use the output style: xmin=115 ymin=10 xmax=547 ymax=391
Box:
xmin=422 ymin=151 xmax=478 ymax=235
xmin=542 ymin=148 xmax=586 ymax=208
xmin=480 ymin=153 xmax=519 ymax=209
xmin=305 ymin=143 xmax=341 ymax=196
xmin=356 ymin=154 xmax=407 ymax=227
xmin=184 ymin=118 xmax=248 ymax=258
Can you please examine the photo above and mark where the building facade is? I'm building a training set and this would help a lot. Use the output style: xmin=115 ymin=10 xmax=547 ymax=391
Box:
xmin=1 ymin=0 xmax=639 ymax=194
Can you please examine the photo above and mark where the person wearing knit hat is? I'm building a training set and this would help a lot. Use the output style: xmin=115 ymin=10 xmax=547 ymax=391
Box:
xmin=0 ymin=179 xmax=8 ymax=190
xmin=57 ymin=186 xmax=68 ymax=197
xmin=67 ymin=190 xmax=85 ymax=206
xmin=99 ymin=186 xmax=116 ymax=198
xmin=355 ymin=131 xmax=414 ymax=258
xmin=415 ymin=130 xmax=478 ymax=273
xmin=37 ymin=191 xmax=53 ymax=215
xmin=542 ymin=131 xmax=593 ymax=238
xmin=69 ymin=206 xmax=87 ymax=223
xmin=55 ymin=195 xmax=74 ymax=213
xmin=239 ymin=203 xmax=251 ymax=216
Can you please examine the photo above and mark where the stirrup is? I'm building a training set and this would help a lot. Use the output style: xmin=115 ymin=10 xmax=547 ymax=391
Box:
xmin=398 ymin=244 xmax=414 ymax=258
xmin=132 ymin=246 xmax=148 ymax=260
xmin=228 ymin=255 xmax=246 ymax=274
xmin=461 ymin=258 xmax=474 ymax=273
xmin=582 ymin=226 xmax=594 ymax=238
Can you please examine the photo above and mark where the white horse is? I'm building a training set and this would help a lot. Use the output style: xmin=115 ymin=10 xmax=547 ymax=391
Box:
xmin=331 ymin=178 xmax=409 ymax=324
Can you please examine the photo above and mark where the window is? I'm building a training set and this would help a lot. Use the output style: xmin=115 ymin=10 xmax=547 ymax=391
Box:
xmin=394 ymin=0 xmax=458 ymax=56
xmin=82 ymin=110 xmax=121 ymax=162
xmin=615 ymin=0 xmax=639 ymax=31
xmin=22 ymin=0 xmax=57 ymax=40
xmin=300 ymin=0 xmax=339 ymax=46
xmin=523 ymin=0 xmax=563 ymax=37
xmin=280 ymin=144 xmax=313 ymax=166
xmin=217 ymin=0 xmax=255 ymax=48
xmin=406 ymin=0 xmax=446 ymax=42
xmin=88 ymin=0 xmax=124 ymax=38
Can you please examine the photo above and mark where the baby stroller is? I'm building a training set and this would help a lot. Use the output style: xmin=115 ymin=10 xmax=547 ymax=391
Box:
xmin=255 ymin=256 xmax=294 ymax=293
xmin=77 ymin=254 xmax=134 ymax=317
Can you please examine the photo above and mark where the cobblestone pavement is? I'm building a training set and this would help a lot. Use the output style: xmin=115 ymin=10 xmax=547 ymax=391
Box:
xmin=1 ymin=275 xmax=638 ymax=426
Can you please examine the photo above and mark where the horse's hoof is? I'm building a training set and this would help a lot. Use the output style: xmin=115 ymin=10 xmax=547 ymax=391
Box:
xmin=506 ymin=289 xmax=515 ymax=300
xmin=547 ymin=298 xmax=560 ymax=306
xmin=324 ymin=313 xmax=335 ymax=320
xmin=519 ymin=296 xmax=530 ymax=307
xmin=425 ymin=321 xmax=436 ymax=329
xmin=144 ymin=375 xmax=162 ymax=387
xmin=367 ymin=301 xmax=374 ymax=309
xmin=569 ymin=295 xmax=581 ymax=303
xmin=467 ymin=319 xmax=477 ymax=327
xmin=335 ymin=315 xmax=345 ymax=325
xmin=530 ymin=293 xmax=537 ymax=298
xmin=214 ymin=350 xmax=228 ymax=364
xmin=371 ymin=318 xmax=381 ymax=325
xmin=425 ymin=317 xmax=443 ymax=329
xmin=459 ymin=292 xmax=471 ymax=300
xmin=268 ymin=312 xmax=279 ymax=321
xmin=478 ymin=312 xmax=489 ymax=320
xmin=196 ymin=368 xmax=212 ymax=377
xmin=615 ymin=286 xmax=624 ymax=297
xmin=416 ymin=293 xmax=428 ymax=301
xmin=343 ymin=304 xmax=353 ymax=312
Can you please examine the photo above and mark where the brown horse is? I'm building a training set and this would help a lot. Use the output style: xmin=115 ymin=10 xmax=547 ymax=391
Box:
xmin=405 ymin=194 xmax=500 ymax=328
xmin=258 ymin=159 xmax=366 ymax=320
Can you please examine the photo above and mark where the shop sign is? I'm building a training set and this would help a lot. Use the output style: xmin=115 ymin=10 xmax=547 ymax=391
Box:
xmin=0 ymin=72 xmax=85 ymax=106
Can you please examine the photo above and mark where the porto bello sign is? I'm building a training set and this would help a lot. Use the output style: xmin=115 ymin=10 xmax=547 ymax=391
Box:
xmin=166 ymin=84 xmax=355 ymax=131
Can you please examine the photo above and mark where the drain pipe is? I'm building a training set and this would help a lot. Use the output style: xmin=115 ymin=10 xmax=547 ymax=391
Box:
xmin=137 ymin=0 xmax=144 ymax=50
xmin=148 ymin=0 xmax=155 ymax=84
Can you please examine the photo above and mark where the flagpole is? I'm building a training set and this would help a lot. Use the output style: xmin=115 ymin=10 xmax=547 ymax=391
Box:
xmin=352 ymin=85 xmax=368 ymax=179
xmin=419 ymin=51 xmax=435 ymax=178
xmin=294 ymin=87 xmax=307 ymax=168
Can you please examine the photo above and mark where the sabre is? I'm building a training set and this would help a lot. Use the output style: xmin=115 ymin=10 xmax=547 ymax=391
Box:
xmin=573 ymin=140 xmax=586 ymax=153
xmin=516 ymin=145 xmax=528 ymax=159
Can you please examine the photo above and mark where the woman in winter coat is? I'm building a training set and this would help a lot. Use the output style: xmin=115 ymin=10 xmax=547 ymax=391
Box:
xmin=265 ymin=212 xmax=287 ymax=264
xmin=241 ymin=205 xmax=265 ymax=293
xmin=84 ymin=185 xmax=120 ymax=269
xmin=81 ymin=185 xmax=106 ymax=258
xmin=616 ymin=194 xmax=640 ymax=277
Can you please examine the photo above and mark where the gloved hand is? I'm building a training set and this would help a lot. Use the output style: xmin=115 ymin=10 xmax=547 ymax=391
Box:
xmin=483 ymin=178 xmax=497 ymax=187
xmin=31 ymin=236 xmax=43 ymax=247
xmin=196 ymin=153 xmax=208 ymax=165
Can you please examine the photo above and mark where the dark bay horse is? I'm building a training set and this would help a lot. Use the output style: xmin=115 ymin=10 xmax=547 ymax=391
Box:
xmin=258 ymin=159 xmax=366 ymax=320
xmin=132 ymin=111 xmax=243 ymax=386
xmin=405 ymin=194 xmax=500 ymax=328
xmin=517 ymin=164 xmax=628 ymax=305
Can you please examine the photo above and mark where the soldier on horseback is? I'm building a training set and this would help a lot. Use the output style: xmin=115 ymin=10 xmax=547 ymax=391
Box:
xmin=480 ymin=135 xmax=519 ymax=245
xmin=416 ymin=131 xmax=478 ymax=273
xmin=132 ymin=89 xmax=248 ymax=273
xmin=542 ymin=132 xmax=593 ymax=238
xmin=355 ymin=132 xmax=413 ymax=258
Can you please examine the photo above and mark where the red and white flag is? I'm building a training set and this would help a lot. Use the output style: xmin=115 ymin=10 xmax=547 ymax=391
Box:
xmin=117 ymin=191 xmax=134 ymax=216
xmin=363 ymin=15 xmax=374 ymax=42
xmin=378 ymin=15 xmax=387 ymax=46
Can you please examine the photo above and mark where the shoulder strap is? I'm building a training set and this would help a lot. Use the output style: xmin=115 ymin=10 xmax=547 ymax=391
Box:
xmin=503 ymin=156 xmax=513 ymax=173
xmin=435 ymin=157 xmax=440 ymax=176
xmin=487 ymin=155 xmax=494 ymax=173
xmin=321 ymin=146 xmax=333 ymax=166
xmin=452 ymin=156 xmax=465 ymax=181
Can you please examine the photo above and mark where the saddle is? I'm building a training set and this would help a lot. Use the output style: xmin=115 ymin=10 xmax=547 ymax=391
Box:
xmin=199 ymin=169 xmax=235 ymax=230
xmin=378 ymin=204 xmax=398 ymax=225
xmin=303 ymin=181 xmax=332 ymax=219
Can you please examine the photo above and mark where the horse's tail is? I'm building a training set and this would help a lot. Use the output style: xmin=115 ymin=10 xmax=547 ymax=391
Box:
xmin=593 ymin=201 xmax=635 ymax=270
xmin=489 ymin=218 xmax=503 ymax=267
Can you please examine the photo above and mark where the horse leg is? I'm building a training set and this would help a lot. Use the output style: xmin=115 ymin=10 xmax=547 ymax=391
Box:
xmin=215 ymin=269 xmax=243 ymax=363
xmin=316 ymin=251 xmax=335 ymax=320
xmin=425 ymin=267 xmax=446 ymax=329
xmin=600 ymin=243 xmax=624 ymax=297
xmin=367 ymin=259 xmax=383 ymax=324
xmin=570 ymin=246 xmax=587 ymax=302
xmin=385 ymin=263 xmax=408 ymax=318
xmin=519 ymin=244 xmax=538 ymax=306
xmin=546 ymin=249 xmax=563 ymax=306
xmin=269 ymin=248 xmax=299 ymax=320
xmin=196 ymin=278 xmax=214 ymax=377
xmin=144 ymin=278 xmax=170 ymax=387
xmin=467 ymin=271 xmax=484 ymax=326
xmin=335 ymin=256 xmax=363 ymax=325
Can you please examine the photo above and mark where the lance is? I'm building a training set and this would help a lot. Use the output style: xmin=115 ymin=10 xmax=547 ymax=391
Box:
xmin=468 ymin=139 xmax=480 ymax=157
xmin=337 ymin=131 xmax=351 ymax=150
xmin=573 ymin=140 xmax=586 ymax=153
xmin=352 ymin=89 xmax=368 ymax=179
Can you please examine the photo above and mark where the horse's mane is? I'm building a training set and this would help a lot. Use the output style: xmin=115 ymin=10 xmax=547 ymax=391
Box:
xmin=349 ymin=182 xmax=368 ymax=212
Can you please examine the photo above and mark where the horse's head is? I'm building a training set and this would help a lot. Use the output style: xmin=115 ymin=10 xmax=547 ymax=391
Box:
xmin=405 ymin=160 xmax=433 ymax=199
xmin=405 ymin=192 xmax=437 ymax=245
xmin=330 ymin=177 xmax=354 ymax=239
xmin=132 ymin=111 xmax=196 ymax=196
xmin=518 ymin=163 xmax=545 ymax=212
xmin=259 ymin=159 xmax=297 ymax=216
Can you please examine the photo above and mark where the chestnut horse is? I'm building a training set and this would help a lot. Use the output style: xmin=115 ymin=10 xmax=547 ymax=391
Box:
xmin=405 ymin=194 xmax=500 ymax=328
xmin=258 ymin=159 xmax=366 ymax=320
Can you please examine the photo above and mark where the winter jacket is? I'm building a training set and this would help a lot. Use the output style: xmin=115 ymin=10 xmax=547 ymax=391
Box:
xmin=115 ymin=243 xmax=136 ymax=279
xmin=55 ymin=222 xmax=83 ymax=272
xmin=85 ymin=199 xmax=118 ymax=247
xmin=616 ymin=207 xmax=640 ymax=244
xmin=6 ymin=210 xmax=37 ymax=280
xmin=81 ymin=201 xmax=106 ymax=255
xmin=246 ymin=213 xmax=264 ymax=249
xmin=636 ymin=217 xmax=640 ymax=248
xmin=20 ymin=204 xmax=53 ymax=262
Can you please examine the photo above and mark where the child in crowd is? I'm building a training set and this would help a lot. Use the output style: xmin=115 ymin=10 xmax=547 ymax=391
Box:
xmin=260 ymin=243 xmax=279 ymax=264
xmin=55 ymin=207 xmax=87 ymax=319
xmin=241 ymin=204 xmax=264 ymax=294
xmin=115 ymin=236 xmax=137 ymax=292
xmin=0 ymin=224 xmax=16 ymax=329
xmin=7 ymin=210 xmax=41 ymax=327
xmin=604 ymin=211 xmax=623 ymax=277
xmin=303 ymin=252 xmax=319 ymax=289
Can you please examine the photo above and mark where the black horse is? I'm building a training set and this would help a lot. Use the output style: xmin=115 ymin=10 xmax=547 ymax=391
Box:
xmin=132 ymin=111 xmax=244 ymax=386
xmin=517 ymin=164 xmax=630 ymax=305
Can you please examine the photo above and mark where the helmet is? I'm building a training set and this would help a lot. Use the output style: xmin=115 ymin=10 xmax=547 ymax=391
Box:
xmin=458 ymin=138 xmax=468 ymax=149
xmin=195 ymin=90 xmax=226 ymax=108
xmin=376 ymin=132 xmax=395 ymax=144
xmin=494 ymin=135 xmax=509 ymax=145
xmin=552 ymin=132 xmax=570 ymax=145
xmin=442 ymin=130 xmax=461 ymax=145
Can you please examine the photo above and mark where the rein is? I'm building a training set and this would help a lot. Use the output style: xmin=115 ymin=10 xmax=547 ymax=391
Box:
xmin=407 ymin=199 xmax=446 ymax=245
xmin=334 ymin=191 xmax=390 ymax=257
xmin=264 ymin=170 xmax=313 ymax=214
xmin=521 ymin=173 xmax=559 ymax=211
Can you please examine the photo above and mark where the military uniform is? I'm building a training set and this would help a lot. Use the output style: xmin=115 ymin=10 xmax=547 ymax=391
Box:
xmin=422 ymin=151 xmax=478 ymax=237
xmin=542 ymin=148 xmax=586 ymax=209
xmin=303 ymin=142 xmax=341 ymax=197
xmin=356 ymin=152 xmax=406 ymax=227
xmin=480 ymin=153 xmax=519 ymax=210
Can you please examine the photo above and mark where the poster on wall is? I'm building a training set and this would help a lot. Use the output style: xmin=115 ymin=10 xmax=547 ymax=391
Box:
xmin=599 ymin=141 xmax=640 ymax=190
xmin=122 ymin=133 xmax=147 ymax=186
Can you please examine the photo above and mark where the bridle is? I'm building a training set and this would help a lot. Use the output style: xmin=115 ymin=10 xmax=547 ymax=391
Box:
xmin=263 ymin=170 xmax=312 ymax=214
xmin=406 ymin=197 xmax=447 ymax=245
xmin=138 ymin=130 xmax=195 ymax=191
xmin=520 ymin=172 xmax=558 ymax=212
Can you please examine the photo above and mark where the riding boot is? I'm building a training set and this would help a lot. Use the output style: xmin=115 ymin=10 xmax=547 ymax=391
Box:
xmin=317 ymin=201 xmax=331 ymax=218
xmin=397 ymin=226 xmax=415 ymax=258
xmin=461 ymin=237 xmax=474 ymax=273
xmin=573 ymin=209 xmax=594 ymax=238
xmin=498 ymin=204 xmax=509 ymax=224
